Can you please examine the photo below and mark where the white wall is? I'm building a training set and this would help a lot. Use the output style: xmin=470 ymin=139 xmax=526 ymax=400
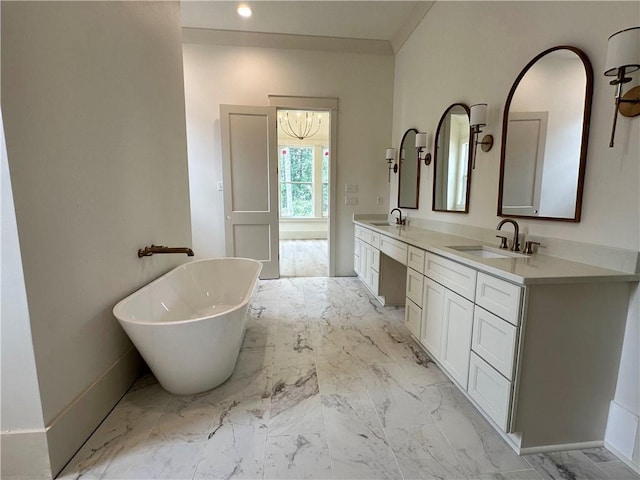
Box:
xmin=1 ymin=1 xmax=191 ymax=476
xmin=1 ymin=109 xmax=51 ymax=478
xmin=392 ymin=1 xmax=639 ymax=467
xmin=183 ymin=40 xmax=393 ymax=275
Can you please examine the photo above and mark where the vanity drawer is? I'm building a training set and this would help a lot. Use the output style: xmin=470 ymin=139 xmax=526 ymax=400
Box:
xmin=354 ymin=238 xmax=362 ymax=257
xmin=475 ymin=273 xmax=522 ymax=325
xmin=405 ymin=298 xmax=422 ymax=339
xmin=370 ymin=231 xmax=381 ymax=249
xmin=371 ymin=248 xmax=380 ymax=273
xmin=472 ymin=307 xmax=517 ymax=380
xmin=407 ymin=246 xmax=426 ymax=274
xmin=359 ymin=227 xmax=373 ymax=245
xmin=425 ymin=253 xmax=477 ymax=301
xmin=380 ymin=235 xmax=408 ymax=265
xmin=406 ymin=267 xmax=424 ymax=306
xmin=468 ymin=352 xmax=512 ymax=432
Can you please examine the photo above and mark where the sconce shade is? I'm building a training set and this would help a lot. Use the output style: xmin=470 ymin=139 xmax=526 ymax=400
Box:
xmin=385 ymin=148 xmax=395 ymax=160
xmin=470 ymin=104 xmax=488 ymax=127
xmin=415 ymin=132 xmax=428 ymax=149
xmin=605 ymin=27 xmax=640 ymax=76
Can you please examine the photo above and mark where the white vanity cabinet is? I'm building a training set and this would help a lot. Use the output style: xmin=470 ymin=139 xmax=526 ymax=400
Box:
xmin=420 ymin=277 xmax=444 ymax=358
xmin=354 ymin=225 xmax=380 ymax=296
xmin=416 ymin=251 xmax=524 ymax=427
xmin=419 ymin=253 xmax=478 ymax=388
xmin=355 ymin=225 xmax=407 ymax=306
xmin=354 ymin=220 xmax=635 ymax=453
xmin=439 ymin=288 xmax=474 ymax=388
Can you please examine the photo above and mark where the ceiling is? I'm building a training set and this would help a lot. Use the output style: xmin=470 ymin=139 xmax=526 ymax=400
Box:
xmin=180 ymin=1 xmax=431 ymax=43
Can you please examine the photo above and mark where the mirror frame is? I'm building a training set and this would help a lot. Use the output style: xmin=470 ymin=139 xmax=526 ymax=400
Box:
xmin=432 ymin=103 xmax=472 ymax=214
xmin=497 ymin=45 xmax=593 ymax=222
xmin=397 ymin=127 xmax=421 ymax=209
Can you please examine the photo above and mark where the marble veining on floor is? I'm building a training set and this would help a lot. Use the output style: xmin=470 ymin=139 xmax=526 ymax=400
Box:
xmin=59 ymin=277 xmax=639 ymax=480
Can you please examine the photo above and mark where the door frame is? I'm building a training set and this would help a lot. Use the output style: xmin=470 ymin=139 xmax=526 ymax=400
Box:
xmin=268 ymin=95 xmax=338 ymax=277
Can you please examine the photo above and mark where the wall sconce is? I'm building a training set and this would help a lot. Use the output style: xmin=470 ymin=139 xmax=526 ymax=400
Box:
xmin=469 ymin=103 xmax=494 ymax=169
xmin=604 ymin=26 xmax=640 ymax=148
xmin=415 ymin=132 xmax=432 ymax=165
xmin=385 ymin=148 xmax=396 ymax=182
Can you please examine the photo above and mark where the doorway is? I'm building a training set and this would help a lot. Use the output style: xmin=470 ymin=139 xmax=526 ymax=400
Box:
xmin=277 ymin=109 xmax=330 ymax=277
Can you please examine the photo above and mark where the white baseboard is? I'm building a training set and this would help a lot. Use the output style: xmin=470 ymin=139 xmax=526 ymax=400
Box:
xmin=605 ymin=441 xmax=640 ymax=474
xmin=45 ymin=347 xmax=143 ymax=476
xmin=604 ymin=400 xmax=639 ymax=472
xmin=1 ymin=429 xmax=52 ymax=479
xmin=518 ymin=441 xmax=604 ymax=455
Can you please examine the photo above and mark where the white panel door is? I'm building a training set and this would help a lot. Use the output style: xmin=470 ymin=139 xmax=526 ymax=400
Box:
xmin=221 ymin=105 xmax=279 ymax=279
xmin=502 ymin=112 xmax=548 ymax=216
xmin=439 ymin=289 xmax=474 ymax=389
xmin=421 ymin=278 xmax=445 ymax=360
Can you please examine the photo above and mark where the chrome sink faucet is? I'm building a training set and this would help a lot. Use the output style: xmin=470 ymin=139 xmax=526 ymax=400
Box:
xmin=390 ymin=208 xmax=405 ymax=225
xmin=497 ymin=219 xmax=521 ymax=251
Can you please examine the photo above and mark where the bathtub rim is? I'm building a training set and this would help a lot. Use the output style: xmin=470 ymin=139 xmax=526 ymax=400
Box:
xmin=113 ymin=257 xmax=262 ymax=327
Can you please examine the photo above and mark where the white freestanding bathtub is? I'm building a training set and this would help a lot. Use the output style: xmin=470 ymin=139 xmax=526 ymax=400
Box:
xmin=113 ymin=258 xmax=262 ymax=395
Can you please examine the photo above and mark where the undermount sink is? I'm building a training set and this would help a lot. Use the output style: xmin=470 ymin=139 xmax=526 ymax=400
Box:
xmin=369 ymin=221 xmax=395 ymax=226
xmin=447 ymin=245 xmax=527 ymax=259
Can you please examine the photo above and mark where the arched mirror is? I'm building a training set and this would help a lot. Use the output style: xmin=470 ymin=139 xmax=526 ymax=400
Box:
xmin=498 ymin=46 xmax=593 ymax=221
xmin=398 ymin=128 xmax=420 ymax=209
xmin=433 ymin=103 xmax=471 ymax=213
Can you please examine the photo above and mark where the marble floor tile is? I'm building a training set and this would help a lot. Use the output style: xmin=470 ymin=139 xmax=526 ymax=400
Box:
xmin=581 ymin=446 xmax=620 ymax=463
xmin=478 ymin=470 xmax=543 ymax=480
xmin=360 ymin=362 xmax=432 ymax=428
xmin=148 ymin=395 xmax=216 ymax=443
xmin=57 ymin=403 xmax=162 ymax=479
xmin=431 ymin=385 xmax=530 ymax=475
xmin=122 ymin=441 xmax=203 ymax=479
xmin=381 ymin=335 xmax=451 ymax=388
xmin=321 ymin=393 xmax=401 ymax=479
xmin=59 ymin=276 xmax=632 ymax=480
xmin=315 ymin=348 xmax=369 ymax=398
xmin=268 ymin=365 xmax=324 ymax=436
xmin=341 ymin=325 xmax=395 ymax=364
xmin=595 ymin=461 xmax=640 ymax=479
xmin=525 ymin=450 xmax=615 ymax=480
xmin=193 ymin=424 xmax=267 ymax=479
xmin=264 ymin=433 xmax=332 ymax=479
xmin=386 ymin=424 xmax=476 ymax=479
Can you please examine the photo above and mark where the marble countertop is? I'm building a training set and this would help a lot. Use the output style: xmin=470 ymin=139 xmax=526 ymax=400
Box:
xmin=354 ymin=219 xmax=639 ymax=285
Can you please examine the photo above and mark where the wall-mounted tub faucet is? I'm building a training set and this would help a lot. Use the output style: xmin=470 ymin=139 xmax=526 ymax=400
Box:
xmin=496 ymin=219 xmax=521 ymax=252
xmin=138 ymin=245 xmax=195 ymax=258
xmin=390 ymin=208 xmax=405 ymax=225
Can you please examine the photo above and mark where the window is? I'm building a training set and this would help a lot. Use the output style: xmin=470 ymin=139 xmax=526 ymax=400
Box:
xmin=279 ymin=146 xmax=329 ymax=218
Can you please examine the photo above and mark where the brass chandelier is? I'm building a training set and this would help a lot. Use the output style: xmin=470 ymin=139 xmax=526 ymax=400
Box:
xmin=278 ymin=111 xmax=322 ymax=140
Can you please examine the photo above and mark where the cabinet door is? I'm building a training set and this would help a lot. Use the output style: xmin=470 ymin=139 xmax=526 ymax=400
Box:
xmin=440 ymin=289 xmax=474 ymax=389
xmin=354 ymin=238 xmax=362 ymax=276
xmin=405 ymin=298 xmax=422 ymax=339
xmin=406 ymin=268 xmax=424 ymax=307
xmin=421 ymin=278 xmax=445 ymax=360
xmin=362 ymin=243 xmax=371 ymax=282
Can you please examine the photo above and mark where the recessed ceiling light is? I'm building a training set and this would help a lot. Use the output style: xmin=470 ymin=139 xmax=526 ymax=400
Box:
xmin=237 ymin=5 xmax=252 ymax=18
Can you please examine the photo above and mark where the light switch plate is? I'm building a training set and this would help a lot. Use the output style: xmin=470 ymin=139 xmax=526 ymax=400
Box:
xmin=345 ymin=196 xmax=358 ymax=205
